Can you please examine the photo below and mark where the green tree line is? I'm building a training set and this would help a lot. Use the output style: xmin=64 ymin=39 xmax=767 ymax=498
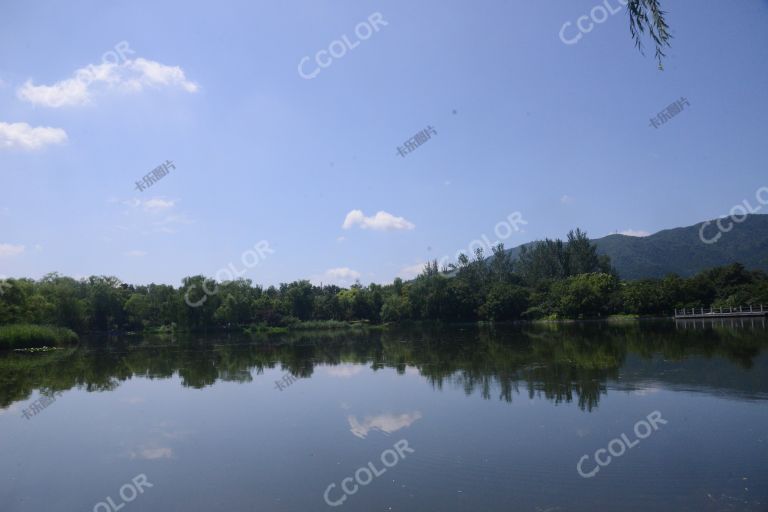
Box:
xmin=1 ymin=230 xmax=767 ymax=332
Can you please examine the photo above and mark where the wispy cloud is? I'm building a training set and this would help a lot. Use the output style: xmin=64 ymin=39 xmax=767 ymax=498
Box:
xmin=117 ymin=198 xmax=192 ymax=235
xmin=123 ymin=197 xmax=177 ymax=213
xmin=125 ymin=250 xmax=147 ymax=257
xmin=326 ymin=267 xmax=361 ymax=280
xmin=129 ymin=447 xmax=173 ymax=460
xmin=618 ymin=229 xmax=651 ymax=237
xmin=0 ymin=243 xmax=25 ymax=257
xmin=0 ymin=122 xmax=67 ymax=150
xmin=560 ymin=194 xmax=575 ymax=205
xmin=18 ymin=57 xmax=198 ymax=108
xmin=142 ymin=198 xmax=175 ymax=213
xmin=151 ymin=214 xmax=193 ymax=234
xmin=342 ymin=209 xmax=415 ymax=231
xmin=398 ymin=262 xmax=426 ymax=279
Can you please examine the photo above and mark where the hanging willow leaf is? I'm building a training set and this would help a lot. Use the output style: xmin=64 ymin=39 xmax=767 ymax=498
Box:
xmin=628 ymin=0 xmax=672 ymax=69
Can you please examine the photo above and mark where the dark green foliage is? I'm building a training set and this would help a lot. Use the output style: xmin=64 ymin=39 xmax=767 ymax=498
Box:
xmin=516 ymin=229 xmax=613 ymax=286
xmin=2 ymin=226 xmax=768 ymax=330
xmin=617 ymin=263 xmax=768 ymax=316
xmin=478 ymin=283 xmax=529 ymax=321
xmin=517 ymin=239 xmax=568 ymax=284
xmin=550 ymin=273 xmax=619 ymax=318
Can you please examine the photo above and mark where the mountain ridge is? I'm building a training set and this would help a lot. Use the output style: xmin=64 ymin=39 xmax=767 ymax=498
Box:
xmin=501 ymin=214 xmax=768 ymax=280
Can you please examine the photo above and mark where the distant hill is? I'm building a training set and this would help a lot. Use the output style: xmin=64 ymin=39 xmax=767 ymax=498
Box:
xmin=503 ymin=214 xmax=768 ymax=280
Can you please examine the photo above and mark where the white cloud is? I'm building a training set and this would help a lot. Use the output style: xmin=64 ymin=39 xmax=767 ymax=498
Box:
xmin=142 ymin=198 xmax=175 ymax=213
xmin=128 ymin=58 xmax=198 ymax=93
xmin=312 ymin=267 xmax=361 ymax=286
xmin=117 ymin=198 xmax=192 ymax=235
xmin=123 ymin=197 xmax=176 ymax=213
xmin=0 ymin=122 xmax=67 ymax=150
xmin=576 ymin=428 xmax=590 ymax=438
xmin=18 ymin=57 xmax=198 ymax=108
xmin=618 ymin=229 xmax=651 ymax=237
xmin=326 ymin=365 xmax=365 ymax=378
xmin=560 ymin=195 xmax=575 ymax=205
xmin=0 ymin=243 xmax=25 ymax=257
xmin=151 ymin=214 xmax=193 ymax=234
xmin=326 ymin=267 xmax=361 ymax=280
xmin=398 ymin=262 xmax=426 ymax=279
xmin=125 ymin=250 xmax=147 ymax=257
xmin=629 ymin=386 xmax=661 ymax=396
xmin=0 ymin=403 xmax=21 ymax=416
xmin=342 ymin=209 xmax=415 ymax=231
xmin=130 ymin=447 xmax=173 ymax=460
xmin=347 ymin=411 xmax=423 ymax=439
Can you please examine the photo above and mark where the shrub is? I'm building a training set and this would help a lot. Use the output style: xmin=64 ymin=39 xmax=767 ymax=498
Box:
xmin=0 ymin=324 xmax=79 ymax=349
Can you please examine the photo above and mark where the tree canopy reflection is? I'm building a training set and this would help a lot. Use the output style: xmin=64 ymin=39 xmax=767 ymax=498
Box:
xmin=2 ymin=321 xmax=766 ymax=412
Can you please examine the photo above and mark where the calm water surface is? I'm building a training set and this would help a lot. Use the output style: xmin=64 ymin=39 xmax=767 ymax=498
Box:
xmin=1 ymin=321 xmax=767 ymax=511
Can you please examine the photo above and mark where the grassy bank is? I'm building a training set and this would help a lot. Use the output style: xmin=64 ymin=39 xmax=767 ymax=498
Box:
xmin=288 ymin=320 xmax=385 ymax=331
xmin=244 ymin=320 xmax=386 ymax=335
xmin=0 ymin=324 xmax=79 ymax=350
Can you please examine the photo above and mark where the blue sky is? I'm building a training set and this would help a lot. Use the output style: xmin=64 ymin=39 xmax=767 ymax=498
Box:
xmin=1 ymin=0 xmax=767 ymax=287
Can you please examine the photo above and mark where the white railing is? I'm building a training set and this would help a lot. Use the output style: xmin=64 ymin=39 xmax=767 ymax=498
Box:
xmin=674 ymin=304 xmax=765 ymax=317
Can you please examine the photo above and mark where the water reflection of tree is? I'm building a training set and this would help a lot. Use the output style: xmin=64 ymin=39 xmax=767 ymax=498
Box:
xmin=399 ymin=326 xmax=623 ymax=411
xmin=1 ymin=322 xmax=767 ymax=411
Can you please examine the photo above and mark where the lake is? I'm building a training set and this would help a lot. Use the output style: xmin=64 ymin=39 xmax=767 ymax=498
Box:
xmin=1 ymin=320 xmax=767 ymax=511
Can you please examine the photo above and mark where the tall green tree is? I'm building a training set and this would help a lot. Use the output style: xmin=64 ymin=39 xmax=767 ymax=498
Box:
xmin=566 ymin=229 xmax=612 ymax=276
